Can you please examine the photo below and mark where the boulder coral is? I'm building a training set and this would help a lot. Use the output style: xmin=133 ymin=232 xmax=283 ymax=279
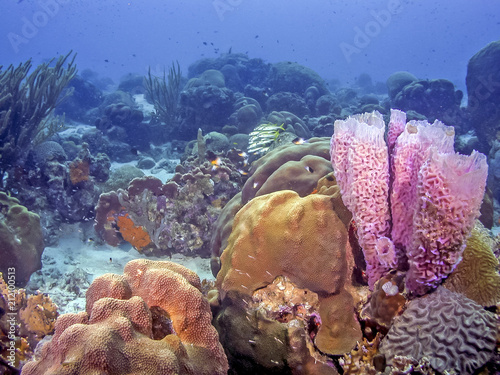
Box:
xmin=22 ymin=259 xmax=228 ymax=375
xmin=214 ymin=187 xmax=361 ymax=373
xmin=0 ymin=192 xmax=44 ymax=286
xmin=211 ymin=139 xmax=334 ymax=276
xmin=466 ymin=39 xmax=500 ymax=151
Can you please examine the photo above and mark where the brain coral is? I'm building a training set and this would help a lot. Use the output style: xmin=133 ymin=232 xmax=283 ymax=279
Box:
xmin=379 ymin=286 xmax=498 ymax=374
xmin=215 ymin=188 xmax=360 ymax=373
xmin=23 ymin=259 xmax=228 ymax=375
xmin=443 ymin=222 xmax=500 ymax=307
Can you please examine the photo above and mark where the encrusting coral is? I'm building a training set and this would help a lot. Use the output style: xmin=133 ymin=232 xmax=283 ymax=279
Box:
xmin=0 ymin=273 xmax=58 ymax=371
xmin=22 ymin=259 xmax=228 ymax=375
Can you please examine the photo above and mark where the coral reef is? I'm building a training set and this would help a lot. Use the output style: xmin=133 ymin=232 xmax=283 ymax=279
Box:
xmin=211 ymin=139 xmax=334 ymax=275
xmin=178 ymin=72 xmax=234 ymax=139
xmin=228 ymin=96 xmax=263 ymax=133
xmin=16 ymin=141 xmax=110 ymax=244
xmin=242 ymin=137 xmax=331 ymax=203
xmin=145 ymin=62 xmax=182 ymax=127
xmin=187 ymin=53 xmax=271 ymax=92
xmin=55 ymin=75 xmax=104 ymax=122
xmin=95 ymin=102 xmax=147 ymax=148
xmin=361 ymin=273 xmax=406 ymax=329
xmin=95 ymin=153 xmax=243 ymax=256
xmin=266 ymin=61 xmax=328 ymax=96
xmin=22 ymin=259 xmax=228 ymax=375
xmin=386 ymin=71 xmax=418 ymax=100
xmin=266 ymin=110 xmax=311 ymax=139
xmin=0 ymin=51 xmax=76 ymax=183
xmin=214 ymin=187 xmax=361 ymax=373
xmin=390 ymin=78 xmax=465 ymax=132
xmin=379 ymin=286 xmax=497 ymax=374
xmin=331 ymin=110 xmax=488 ymax=293
xmin=340 ymin=334 xmax=382 ymax=374
xmin=266 ymin=92 xmax=310 ymax=118
xmin=0 ymin=273 xmax=58 ymax=371
xmin=0 ymin=192 xmax=44 ymax=286
xmin=466 ymin=40 xmax=500 ymax=152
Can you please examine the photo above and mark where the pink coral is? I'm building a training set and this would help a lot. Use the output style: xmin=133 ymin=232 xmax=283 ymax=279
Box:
xmin=23 ymin=260 xmax=228 ymax=375
xmin=330 ymin=110 xmax=488 ymax=294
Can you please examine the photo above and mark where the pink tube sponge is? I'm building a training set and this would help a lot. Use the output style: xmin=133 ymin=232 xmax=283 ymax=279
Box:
xmin=331 ymin=111 xmax=391 ymax=287
xmin=406 ymin=149 xmax=488 ymax=295
xmin=331 ymin=110 xmax=488 ymax=294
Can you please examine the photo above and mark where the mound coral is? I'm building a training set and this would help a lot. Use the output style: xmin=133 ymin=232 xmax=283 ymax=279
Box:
xmin=22 ymin=259 xmax=228 ymax=375
xmin=214 ymin=186 xmax=361 ymax=373
xmin=0 ymin=192 xmax=44 ymax=286
xmin=330 ymin=110 xmax=488 ymax=294
xmin=243 ymin=137 xmax=331 ymax=203
xmin=379 ymin=286 xmax=497 ymax=374
xmin=211 ymin=138 xmax=333 ymax=276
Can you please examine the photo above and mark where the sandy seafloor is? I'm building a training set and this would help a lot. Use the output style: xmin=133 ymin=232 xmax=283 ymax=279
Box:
xmin=26 ymin=231 xmax=214 ymax=314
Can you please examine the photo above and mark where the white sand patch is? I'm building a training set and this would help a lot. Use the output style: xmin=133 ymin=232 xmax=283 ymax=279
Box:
xmin=110 ymin=160 xmax=176 ymax=183
xmin=27 ymin=225 xmax=214 ymax=315
xmin=133 ymin=93 xmax=155 ymax=119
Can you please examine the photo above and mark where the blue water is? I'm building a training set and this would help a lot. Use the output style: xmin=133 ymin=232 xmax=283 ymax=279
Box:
xmin=2 ymin=0 xmax=500 ymax=92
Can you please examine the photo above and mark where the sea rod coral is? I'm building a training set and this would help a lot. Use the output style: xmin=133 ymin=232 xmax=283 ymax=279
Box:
xmin=330 ymin=109 xmax=488 ymax=294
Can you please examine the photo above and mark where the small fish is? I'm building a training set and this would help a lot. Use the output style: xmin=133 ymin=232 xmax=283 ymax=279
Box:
xmin=207 ymin=150 xmax=221 ymax=170
xmin=203 ymin=42 xmax=207 ymax=45
xmin=292 ymin=137 xmax=308 ymax=145
xmin=104 ymin=59 xmax=109 ymax=63
xmin=238 ymin=169 xmax=248 ymax=175
xmin=109 ymin=257 xmax=113 ymax=263
xmin=130 ymin=148 xmax=139 ymax=156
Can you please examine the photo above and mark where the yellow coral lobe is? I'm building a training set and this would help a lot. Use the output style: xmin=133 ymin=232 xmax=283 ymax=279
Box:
xmin=20 ymin=293 xmax=58 ymax=337
xmin=116 ymin=213 xmax=152 ymax=251
xmin=444 ymin=221 xmax=500 ymax=306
